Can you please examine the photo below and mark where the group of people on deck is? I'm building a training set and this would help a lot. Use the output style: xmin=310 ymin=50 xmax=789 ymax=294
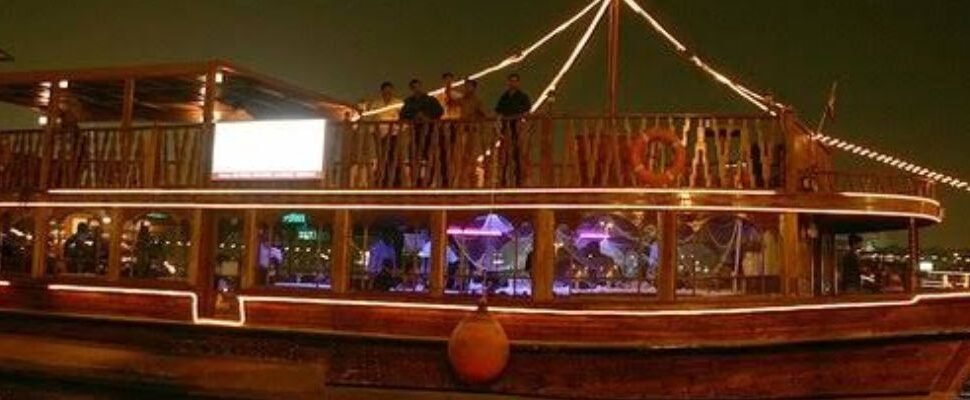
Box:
xmin=359 ymin=73 xmax=533 ymax=188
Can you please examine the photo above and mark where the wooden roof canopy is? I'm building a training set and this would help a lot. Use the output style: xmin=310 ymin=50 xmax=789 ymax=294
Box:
xmin=0 ymin=60 xmax=356 ymax=123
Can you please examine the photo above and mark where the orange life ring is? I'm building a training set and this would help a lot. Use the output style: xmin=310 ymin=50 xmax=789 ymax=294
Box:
xmin=629 ymin=127 xmax=687 ymax=187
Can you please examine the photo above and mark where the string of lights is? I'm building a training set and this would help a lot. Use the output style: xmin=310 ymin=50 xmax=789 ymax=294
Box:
xmin=359 ymin=0 xmax=602 ymax=119
xmin=531 ymin=0 xmax=612 ymax=112
xmin=621 ymin=0 xmax=970 ymax=194
xmin=809 ymin=130 xmax=969 ymax=192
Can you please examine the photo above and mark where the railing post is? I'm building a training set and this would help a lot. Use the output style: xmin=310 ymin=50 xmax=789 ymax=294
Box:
xmin=37 ymin=83 xmax=62 ymax=190
xmin=539 ymin=116 xmax=554 ymax=187
xmin=330 ymin=209 xmax=351 ymax=293
xmin=531 ymin=209 xmax=555 ymax=303
xmin=200 ymin=65 xmax=217 ymax=188
xmin=143 ymin=124 xmax=159 ymax=188
xmin=121 ymin=78 xmax=135 ymax=188
xmin=429 ymin=210 xmax=447 ymax=297
xmin=658 ymin=211 xmax=678 ymax=302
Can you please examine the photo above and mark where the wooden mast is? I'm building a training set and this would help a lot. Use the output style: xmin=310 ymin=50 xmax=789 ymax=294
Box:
xmin=607 ymin=0 xmax=620 ymax=117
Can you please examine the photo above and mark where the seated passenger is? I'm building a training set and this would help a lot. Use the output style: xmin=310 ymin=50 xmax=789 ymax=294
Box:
xmin=840 ymin=234 xmax=862 ymax=293
xmin=373 ymin=260 xmax=399 ymax=291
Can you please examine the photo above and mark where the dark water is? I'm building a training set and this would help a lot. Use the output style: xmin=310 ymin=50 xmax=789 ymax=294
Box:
xmin=0 ymin=374 xmax=219 ymax=400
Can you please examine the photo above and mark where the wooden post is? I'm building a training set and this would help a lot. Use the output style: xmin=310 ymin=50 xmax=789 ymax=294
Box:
xmin=821 ymin=231 xmax=837 ymax=296
xmin=907 ymin=218 xmax=920 ymax=293
xmin=531 ymin=209 xmax=555 ymax=302
xmin=779 ymin=213 xmax=800 ymax=296
xmin=607 ymin=0 xmax=620 ymax=117
xmin=240 ymin=209 xmax=259 ymax=290
xmin=106 ymin=208 xmax=124 ymax=281
xmin=539 ymin=117 xmax=554 ymax=186
xmin=120 ymin=78 xmax=137 ymax=187
xmin=658 ymin=212 xmax=678 ymax=302
xmin=200 ymin=65 xmax=218 ymax=187
xmin=330 ymin=210 xmax=351 ymax=293
xmin=143 ymin=123 xmax=159 ymax=188
xmin=31 ymin=208 xmax=52 ymax=278
xmin=429 ymin=210 xmax=447 ymax=297
xmin=186 ymin=209 xmax=205 ymax=287
xmin=38 ymin=84 xmax=62 ymax=190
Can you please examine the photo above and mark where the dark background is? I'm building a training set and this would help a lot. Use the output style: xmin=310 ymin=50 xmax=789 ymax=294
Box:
xmin=1 ymin=0 xmax=967 ymax=247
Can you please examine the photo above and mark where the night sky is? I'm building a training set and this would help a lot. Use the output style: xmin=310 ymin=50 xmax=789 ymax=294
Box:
xmin=1 ymin=0 xmax=968 ymax=247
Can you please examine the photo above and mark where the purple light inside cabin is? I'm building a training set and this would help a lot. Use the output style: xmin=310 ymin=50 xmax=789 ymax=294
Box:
xmin=447 ymin=227 xmax=504 ymax=237
xmin=577 ymin=231 xmax=610 ymax=240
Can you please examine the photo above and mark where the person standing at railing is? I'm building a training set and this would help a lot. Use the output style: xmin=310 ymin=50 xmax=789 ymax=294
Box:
xmin=400 ymin=79 xmax=444 ymax=187
xmin=435 ymin=72 xmax=464 ymax=187
xmin=494 ymin=73 xmax=532 ymax=187
xmin=362 ymin=82 xmax=403 ymax=188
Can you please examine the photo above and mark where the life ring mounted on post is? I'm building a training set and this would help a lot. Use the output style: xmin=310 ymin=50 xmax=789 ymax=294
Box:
xmin=629 ymin=127 xmax=687 ymax=187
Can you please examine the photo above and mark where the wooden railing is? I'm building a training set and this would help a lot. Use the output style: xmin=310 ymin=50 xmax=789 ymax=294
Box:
xmin=0 ymin=115 xmax=941 ymax=201
xmin=809 ymin=171 xmax=937 ymax=198
xmin=328 ymin=114 xmax=788 ymax=190
xmin=0 ymin=129 xmax=43 ymax=193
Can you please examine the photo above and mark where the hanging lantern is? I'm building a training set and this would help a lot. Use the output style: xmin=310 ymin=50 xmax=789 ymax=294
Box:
xmin=447 ymin=300 xmax=509 ymax=384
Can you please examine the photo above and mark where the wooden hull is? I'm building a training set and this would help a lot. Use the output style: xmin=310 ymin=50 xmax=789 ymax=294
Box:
xmin=0 ymin=283 xmax=967 ymax=398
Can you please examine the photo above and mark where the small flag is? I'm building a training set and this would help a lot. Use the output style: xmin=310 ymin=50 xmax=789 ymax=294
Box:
xmin=824 ymin=81 xmax=838 ymax=122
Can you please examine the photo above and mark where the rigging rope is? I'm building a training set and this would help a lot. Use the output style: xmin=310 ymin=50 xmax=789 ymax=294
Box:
xmin=622 ymin=0 xmax=779 ymax=114
xmin=623 ymin=0 xmax=969 ymax=194
xmin=531 ymin=0 xmax=612 ymax=113
xmin=359 ymin=0 xmax=602 ymax=118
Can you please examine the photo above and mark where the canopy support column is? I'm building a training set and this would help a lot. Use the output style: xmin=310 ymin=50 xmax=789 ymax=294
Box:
xmin=430 ymin=210 xmax=447 ymax=298
xmin=106 ymin=208 xmax=124 ymax=281
xmin=331 ymin=210 xmax=351 ymax=293
xmin=658 ymin=212 xmax=678 ymax=302
xmin=907 ymin=218 xmax=920 ymax=293
xmin=240 ymin=209 xmax=259 ymax=290
xmin=532 ymin=209 xmax=555 ymax=303
xmin=780 ymin=213 xmax=805 ymax=296
xmin=30 ymin=208 xmax=51 ymax=279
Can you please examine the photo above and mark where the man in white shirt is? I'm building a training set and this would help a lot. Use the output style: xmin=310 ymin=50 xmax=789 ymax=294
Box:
xmin=361 ymin=82 xmax=403 ymax=187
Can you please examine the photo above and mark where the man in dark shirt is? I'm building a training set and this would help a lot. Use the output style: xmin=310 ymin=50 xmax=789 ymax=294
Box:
xmin=494 ymin=73 xmax=532 ymax=187
xmin=399 ymin=79 xmax=444 ymax=186
xmin=399 ymin=79 xmax=444 ymax=121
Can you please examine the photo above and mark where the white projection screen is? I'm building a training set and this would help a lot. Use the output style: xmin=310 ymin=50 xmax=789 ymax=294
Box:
xmin=212 ymin=119 xmax=326 ymax=180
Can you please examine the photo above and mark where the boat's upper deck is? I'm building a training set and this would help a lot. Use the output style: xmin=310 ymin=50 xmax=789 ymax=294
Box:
xmin=0 ymin=62 xmax=942 ymax=230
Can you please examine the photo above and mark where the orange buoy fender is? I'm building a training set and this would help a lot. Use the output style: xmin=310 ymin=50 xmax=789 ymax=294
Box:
xmin=447 ymin=301 xmax=510 ymax=384
xmin=629 ymin=126 xmax=687 ymax=187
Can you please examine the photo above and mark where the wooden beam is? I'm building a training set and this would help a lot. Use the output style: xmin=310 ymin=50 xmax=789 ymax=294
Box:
xmin=658 ymin=212 xmax=678 ymax=302
xmin=240 ymin=209 xmax=259 ymax=290
xmin=330 ymin=210 xmax=351 ymax=293
xmin=780 ymin=213 xmax=801 ymax=297
xmin=106 ymin=208 xmax=124 ymax=281
xmin=0 ymin=61 xmax=209 ymax=85
xmin=531 ymin=209 xmax=555 ymax=303
xmin=186 ymin=209 xmax=204 ymax=287
xmin=37 ymin=84 xmax=61 ymax=190
xmin=429 ymin=210 xmax=446 ymax=298
xmin=30 ymin=208 xmax=51 ymax=279
xmin=200 ymin=66 xmax=217 ymax=187
xmin=143 ymin=123 xmax=159 ymax=188
xmin=907 ymin=218 xmax=920 ymax=293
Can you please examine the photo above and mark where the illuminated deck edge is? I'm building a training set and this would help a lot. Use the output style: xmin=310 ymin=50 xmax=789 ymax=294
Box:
xmin=42 ymin=283 xmax=970 ymax=327
xmin=0 ymin=188 xmax=943 ymax=223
